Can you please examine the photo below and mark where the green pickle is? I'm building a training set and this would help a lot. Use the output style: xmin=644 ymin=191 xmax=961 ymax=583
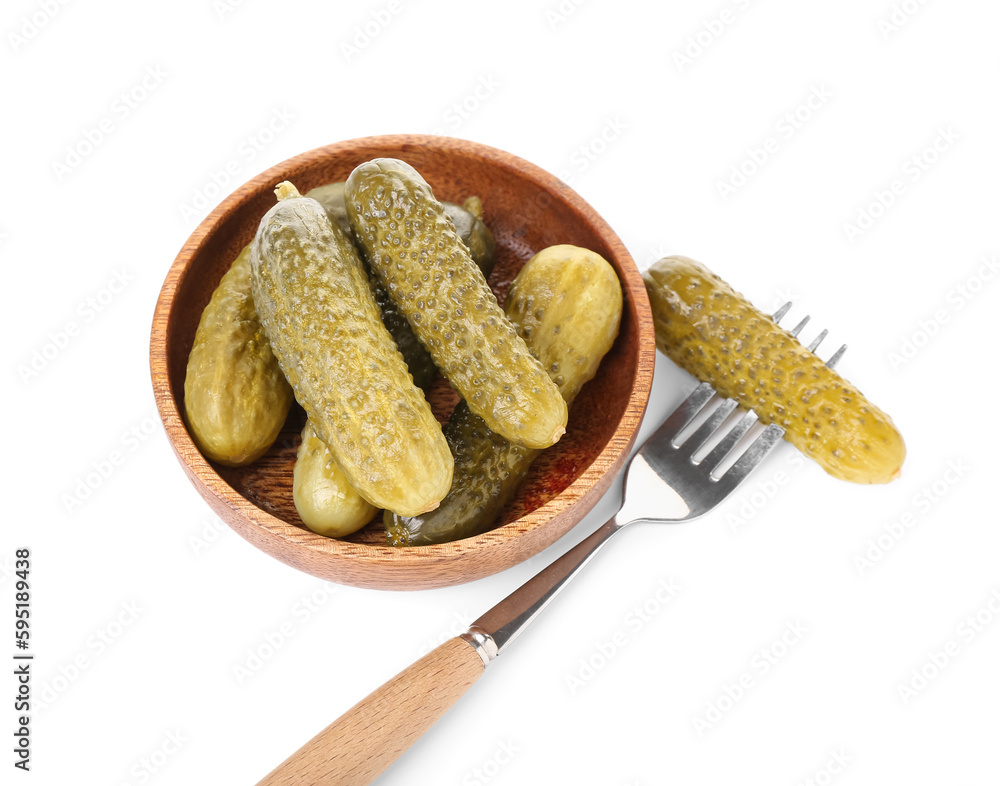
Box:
xmin=306 ymin=181 xmax=495 ymax=276
xmin=450 ymin=195 xmax=496 ymax=272
xmin=183 ymin=244 xmax=293 ymax=466
xmin=642 ymin=255 xmax=906 ymax=484
xmin=293 ymin=420 xmax=377 ymax=537
xmin=346 ymin=158 xmax=567 ymax=450
xmin=307 ymin=180 xmax=496 ymax=389
xmin=304 ymin=182 xmax=353 ymax=236
xmin=386 ymin=245 xmax=623 ymax=546
xmin=371 ymin=282 xmax=438 ymax=391
xmin=250 ymin=181 xmax=453 ymax=516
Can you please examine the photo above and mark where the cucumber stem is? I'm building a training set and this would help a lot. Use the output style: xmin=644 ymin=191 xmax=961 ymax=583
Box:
xmin=462 ymin=195 xmax=484 ymax=219
xmin=274 ymin=181 xmax=302 ymax=201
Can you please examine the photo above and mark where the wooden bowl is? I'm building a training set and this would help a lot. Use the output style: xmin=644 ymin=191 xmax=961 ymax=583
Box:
xmin=151 ymin=135 xmax=654 ymax=590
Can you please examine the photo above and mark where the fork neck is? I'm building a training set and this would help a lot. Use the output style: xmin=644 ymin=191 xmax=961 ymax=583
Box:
xmin=467 ymin=514 xmax=626 ymax=660
xmin=616 ymin=451 xmax=695 ymax=525
xmin=615 ymin=488 xmax=665 ymax=529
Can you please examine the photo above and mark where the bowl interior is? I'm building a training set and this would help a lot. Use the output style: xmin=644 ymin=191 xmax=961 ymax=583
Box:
xmin=156 ymin=136 xmax=651 ymax=587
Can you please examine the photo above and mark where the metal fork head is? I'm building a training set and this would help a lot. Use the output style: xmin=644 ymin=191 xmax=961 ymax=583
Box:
xmin=617 ymin=303 xmax=846 ymax=524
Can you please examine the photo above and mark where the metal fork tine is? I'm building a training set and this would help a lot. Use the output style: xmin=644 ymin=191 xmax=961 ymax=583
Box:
xmin=717 ymin=423 xmax=785 ymax=488
xmin=677 ymin=398 xmax=740 ymax=458
xmin=806 ymin=328 xmax=829 ymax=353
xmin=702 ymin=408 xmax=759 ymax=470
xmin=827 ymin=344 xmax=847 ymax=369
xmin=790 ymin=315 xmax=810 ymax=337
xmin=772 ymin=301 xmax=792 ymax=322
xmin=659 ymin=382 xmax=716 ymax=442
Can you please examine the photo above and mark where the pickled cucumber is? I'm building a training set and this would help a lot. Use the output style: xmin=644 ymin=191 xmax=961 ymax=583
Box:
xmin=643 ymin=256 xmax=905 ymax=484
xmin=372 ymin=280 xmax=439 ymax=390
xmin=250 ymin=181 xmax=453 ymax=516
xmin=305 ymin=182 xmax=353 ymax=236
xmin=306 ymin=181 xmax=496 ymax=277
xmin=183 ymin=244 xmax=292 ymax=466
xmin=386 ymin=245 xmax=623 ymax=546
xmin=346 ymin=158 xmax=567 ymax=450
xmin=450 ymin=196 xmax=496 ymax=275
xmin=307 ymin=180 xmax=497 ymax=389
xmin=293 ymin=420 xmax=377 ymax=537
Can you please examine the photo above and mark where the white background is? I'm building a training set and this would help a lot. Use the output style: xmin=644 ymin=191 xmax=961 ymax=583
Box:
xmin=4 ymin=0 xmax=999 ymax=783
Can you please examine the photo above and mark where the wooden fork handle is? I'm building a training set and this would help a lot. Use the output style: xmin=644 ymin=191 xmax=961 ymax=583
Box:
xmin=256 ymin=637 xmax=485 ymax=785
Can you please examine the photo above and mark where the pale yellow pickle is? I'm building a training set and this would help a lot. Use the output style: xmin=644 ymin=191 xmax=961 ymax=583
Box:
xmin=293 ymin=421 xmax=378 ymax=538
xmin=183 ymin=245 xmax=292 ymax=466
xmin=643 ymin=256 xmax=906 ymax=484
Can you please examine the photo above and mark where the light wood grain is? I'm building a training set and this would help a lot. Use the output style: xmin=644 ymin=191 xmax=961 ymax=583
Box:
xmin=256 ymin=637 xmax=485 ymax=785
xmin=150 ymin=135 xmax=655 ymax=590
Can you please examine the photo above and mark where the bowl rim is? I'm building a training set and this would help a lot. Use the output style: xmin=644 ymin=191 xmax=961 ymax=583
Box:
xmin=150 ymin=134 xmax=655 ymax=588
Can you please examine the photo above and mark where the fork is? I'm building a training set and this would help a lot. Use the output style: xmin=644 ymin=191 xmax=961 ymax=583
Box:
xmin=257 ymin=304 xmax=846 ymax=786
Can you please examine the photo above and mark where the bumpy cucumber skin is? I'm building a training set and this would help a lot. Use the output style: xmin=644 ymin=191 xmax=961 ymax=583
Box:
xmin=372 ymin=285 xmax=438 ymax=390
xmin=643 ymin=256 xmax=906 ymax=484
xmin=307 ymin=181 xmax=497 ymax=389
xmin=293 ymin=420 xmax=377 ymax=538
xmin=183 ymin=244 xmax=292 ymax=466
xmin=250 ymin=186 xmax=453 ymax=516
xmin=346 ymin=158 xmax=567 ymax=450
xmin=505 ymin=245 xmax=624 ymax=403
xmin=386 ymin=245 xmax=623 ymax=546
xmin=306 ymin=181 xmax=496 ymax=277
xmin=387 ymin=404 xmax=533 ymax=546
